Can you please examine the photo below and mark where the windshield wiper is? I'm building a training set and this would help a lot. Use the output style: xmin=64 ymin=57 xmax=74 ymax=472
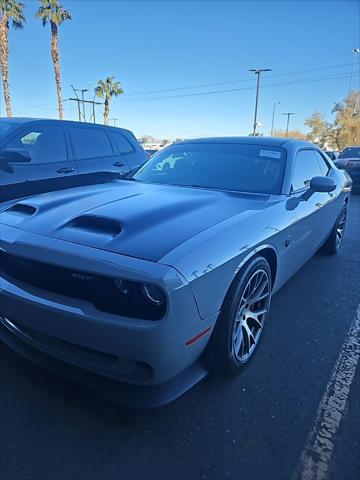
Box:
xmin=123 ymin=177 xmax=146 ymax=183
xmin=174 ymin=184 xmax=213 ymax=190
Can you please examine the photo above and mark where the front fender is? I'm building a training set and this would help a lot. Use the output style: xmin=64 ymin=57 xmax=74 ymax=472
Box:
xmin=160 ymin=207 xmax=281 ymax=319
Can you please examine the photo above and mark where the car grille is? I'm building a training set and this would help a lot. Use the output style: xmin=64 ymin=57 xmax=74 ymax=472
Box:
xmin=1 ymin=317 xmax=154 ymax=382
xmin=3 ymin=317 xmax=118 ymax=367
xmin=0 ymin=251 xmax=164 ymax=320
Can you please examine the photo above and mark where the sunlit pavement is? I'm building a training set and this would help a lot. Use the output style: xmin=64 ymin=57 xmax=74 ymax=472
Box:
xmin=1 ymin=195 xmax=359 ymax=480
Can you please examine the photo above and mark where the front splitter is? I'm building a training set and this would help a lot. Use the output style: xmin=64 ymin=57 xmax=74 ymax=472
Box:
xmin=0 ymin=318 xmax=208 ymax=408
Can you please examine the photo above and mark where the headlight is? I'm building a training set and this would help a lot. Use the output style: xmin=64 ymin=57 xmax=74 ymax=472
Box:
xmin=114 ymin=278 xmax=131 ymax=296
xmin=142 ymin=283 xmax=165 ymax=306
xmin=113 ymin=278 xmax=166 ymax=320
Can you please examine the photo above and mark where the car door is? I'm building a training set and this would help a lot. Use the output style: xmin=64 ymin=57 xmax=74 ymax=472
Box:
xmin=68 ymin=125 xmax=130 ymax=185
xmin=0 ymin=122 xmax=77 ymax=203
xmin=108 ymin=130 xmax=141 ymax=174
xmin=287 ymin=149 xmax=336 ymax=263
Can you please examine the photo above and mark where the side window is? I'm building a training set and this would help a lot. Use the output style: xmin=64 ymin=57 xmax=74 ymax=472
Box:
xmin=312 ymin=150 xmax=330 ymax=176
xmin=5 ymin=125 xmax=67 ymax=164
xmin=110 ymin=132 xmax=134 ymax=154
xmin=292 ymin=150 xmax=323 ymax=192
xmin=69 ymin=127 xmax=113 ymax=160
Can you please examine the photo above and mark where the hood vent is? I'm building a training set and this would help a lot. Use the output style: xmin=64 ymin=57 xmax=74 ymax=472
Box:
xmin=5 ymin=203 xmax=37 ymax=217
xmin=67 ymin=215 xmax=122 ymax=237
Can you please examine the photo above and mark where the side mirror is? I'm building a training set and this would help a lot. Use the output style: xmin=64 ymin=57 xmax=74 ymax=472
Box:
xmin=301 ymin=176 xmax=336 ymax=202
xmin=2 ymin=148 xmax=31 ymax=163
xmin=309 ymin=176 xmax=336 ymax=193
xmin=287 ymin=176 xmax=337 ymax=210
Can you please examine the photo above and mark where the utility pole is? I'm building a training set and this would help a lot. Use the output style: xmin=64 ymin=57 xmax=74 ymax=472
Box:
xmin=271 ymin=101 xmax=282 ymax=136
xmin=71 ymin=85 xmax=88 ymax=121
xmin=283 ymin=112 xmax=296 ymax=137
xmin=249 ymin=68 xmax=272 ymax=135
xmin=67 ymin=85 xmax=102 ymax=123
xmin=109 ymin=118 xmax=118 ymax=127
xmin=66 ymin=97 xmax=102 ymax=123
xmin=349 ymin=48 xmax=360 ymax=95
xmin=80 ymin=89 xmax=88 ymax=122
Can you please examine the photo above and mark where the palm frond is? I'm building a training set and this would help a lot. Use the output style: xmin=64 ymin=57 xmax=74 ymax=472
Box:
xmin=36 ymin=0 xmax=71 ymax=26
xmin=96 ymin=76 xmax=124 ymax=97
xmin=0 ymin=0 xmax=26 ymax=29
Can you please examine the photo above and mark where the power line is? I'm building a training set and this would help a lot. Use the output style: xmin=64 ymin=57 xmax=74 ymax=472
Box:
xmin=121 ymin=70 xmax=360 ymax=104
xmin=16 ymin=68 xmax=360 ymax=115
xmin=123 ymin=63 xmax=354 ymax=97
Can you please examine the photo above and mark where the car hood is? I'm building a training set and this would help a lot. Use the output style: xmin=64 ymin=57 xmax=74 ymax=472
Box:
xmin=0 ymin=180 xmax=269 ymax=262
xmin=336 ymin=157 xmax=360 ymax=162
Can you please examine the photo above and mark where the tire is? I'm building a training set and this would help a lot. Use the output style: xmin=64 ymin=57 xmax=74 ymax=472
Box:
xmin=322 ymin=203 xmax=348 ymax=255
xmin=212 ymin=256 xmax=272 ymax=375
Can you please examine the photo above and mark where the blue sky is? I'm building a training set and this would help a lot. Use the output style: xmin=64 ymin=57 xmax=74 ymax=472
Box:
xmin=4 ymin=0 xmax=360 ymax=138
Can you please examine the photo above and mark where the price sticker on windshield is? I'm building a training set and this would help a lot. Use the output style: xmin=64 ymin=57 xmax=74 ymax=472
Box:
xmin=259 ymin=150 xmax=281 ymax=159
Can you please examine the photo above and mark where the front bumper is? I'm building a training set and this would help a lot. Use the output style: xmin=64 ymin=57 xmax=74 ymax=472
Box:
xmin=0 ymin=317 xmax=208 ymax=408
xmin=0 ymin=224 xmax=218 ymax=403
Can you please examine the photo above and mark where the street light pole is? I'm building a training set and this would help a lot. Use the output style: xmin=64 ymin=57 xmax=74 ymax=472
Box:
xmin=249 ymin=68 xmax=272 ymax=135
xmin=271 ymin=101 xmax=282 ymax=136
xmin=283 ymin=112 xmax=296 ymax=137
xmin=349 ymin=48 xmax=360 ymax=95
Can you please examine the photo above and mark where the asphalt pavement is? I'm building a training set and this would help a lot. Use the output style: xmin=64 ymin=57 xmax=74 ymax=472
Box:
xmin=1 ymin=195 xmax=359 ymax=480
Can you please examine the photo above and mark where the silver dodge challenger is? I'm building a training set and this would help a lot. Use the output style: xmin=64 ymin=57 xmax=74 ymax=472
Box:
xmin=0 ymin=137 xmax=352 ymax=406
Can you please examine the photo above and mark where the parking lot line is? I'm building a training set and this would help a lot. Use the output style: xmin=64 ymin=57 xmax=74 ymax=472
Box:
xmin=293 ymin=301 xmax=360 ymax=480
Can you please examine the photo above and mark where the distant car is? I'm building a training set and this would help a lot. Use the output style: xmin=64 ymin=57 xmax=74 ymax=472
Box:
xmin=0 ymin=118 xmax=147 ymax=203
xmin=0 ymin=137 xmax=352 ymax=406
xmin=335 ymin=146 xmax=360 ymax=190
xmin=325 ymin=150 xmax=339 ymax=161
xmin=145 ymin=149 xmax=159 ymax=159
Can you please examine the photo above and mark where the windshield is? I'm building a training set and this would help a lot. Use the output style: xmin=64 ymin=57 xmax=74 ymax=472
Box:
xmin=339 ymin=147 xmax=360 ymax=159
xmin=133 ymin=143 xmax=286 ymax=194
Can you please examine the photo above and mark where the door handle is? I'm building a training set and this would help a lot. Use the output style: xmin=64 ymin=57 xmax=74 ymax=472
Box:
xmin=57 ymin=167 xmax=74 ymax=174
xmin=113 ymin=161 xmax=125 ymax=167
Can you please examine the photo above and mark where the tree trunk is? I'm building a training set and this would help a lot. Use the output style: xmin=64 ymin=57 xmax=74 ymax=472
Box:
xmin=0 ymin=16 xmax=13 ymax=117
xmin=104 ymin=97 xmax=110 ymax=125
xmin=51 ymin=22 xmax=64 ymax=120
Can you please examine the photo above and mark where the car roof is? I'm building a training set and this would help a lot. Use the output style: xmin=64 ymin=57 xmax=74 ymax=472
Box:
xmin=177 ymin=136 xmax=316 ymax=148
xmin=0 ymin=117 xmax=36 ymax=123
xmin=0 ymin=117 xmax=134 ymax=135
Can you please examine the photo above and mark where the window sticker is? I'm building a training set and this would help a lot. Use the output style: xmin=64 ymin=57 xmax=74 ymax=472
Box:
xmin=259 ymin=150 xmax=281 ymax=159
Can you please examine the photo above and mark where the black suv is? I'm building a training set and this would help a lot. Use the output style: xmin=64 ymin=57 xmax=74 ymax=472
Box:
xmin=0 ymin=118 xmax=147 ymax=203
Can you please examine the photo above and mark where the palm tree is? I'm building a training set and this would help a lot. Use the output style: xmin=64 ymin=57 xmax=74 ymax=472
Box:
xmin=95 ymin=76 xmax=124 ymax=125
xmin=0 ymin=0 xmax=25 ymax=117
xmin=36 ymin=0 xmax=71 ymax=120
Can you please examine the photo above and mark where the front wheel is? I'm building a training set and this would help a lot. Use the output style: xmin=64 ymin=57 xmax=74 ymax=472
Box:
xmin=213 ymin=256 xmax=272 ymax=374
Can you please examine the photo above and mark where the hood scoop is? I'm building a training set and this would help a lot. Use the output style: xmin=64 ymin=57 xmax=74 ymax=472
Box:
xmin=66 ymin=215 xmax=122 ymax=237
xmin=0 ymin=203 xmax=38 ymax=226
xmin=5 ymin=203 xmax=37 ymax=217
